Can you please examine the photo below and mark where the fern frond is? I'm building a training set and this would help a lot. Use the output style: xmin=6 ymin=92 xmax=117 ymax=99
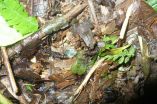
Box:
xmin=0 ymin=0 xmax=38 ymax=35
xmin=145 ymin=0 xmax=157 ymax=12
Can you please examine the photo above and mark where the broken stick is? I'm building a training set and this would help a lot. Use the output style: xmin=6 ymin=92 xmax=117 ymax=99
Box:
xmin=88 ymin=0 xmax=98 ymax=25
xmin=1 ymin=47 xmax=18 ymax=94
xmin=7 ymin=4 xmax=87 ymax=58
xmin=119 ymin=1 xmax=139 ymax=40
xmin=73 ymin=58 xmax=105 ymax=101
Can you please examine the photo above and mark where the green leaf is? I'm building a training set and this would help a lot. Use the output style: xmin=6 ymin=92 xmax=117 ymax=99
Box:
xmin=123 ymin=49 xmax=129 ymax=55
xmin=145 ymin=0 xmax=157 ymax=7
xmin=107 ymin=55 xmax=113 ymax=60
xmin=0 ymin=93 xmax=13 ymax=104
xmin=113 ymin=55 xmax=119 ymax=61
xmin=103 ymin=35 xmax=110 ymax=42
xmin=105 ymin=44 xmax=115 ymax=49
xmin=145 ymin=0 xmax=157 ymax=12
xmin=25 ymin=84 xmax=35 ymax=92
xmin=129 ymin=46 xmax=136 ymax=56
xmin=124 ymin=56 xmax=130 ymax=63
xmin=0 ymin=0 xmax=39 ymax=46
xmin=97 ymin=35 xmax=136 ymax=65
xmin=0 ymin=16 xmax=31 ymax=46
xmin=153 ymin=4 xmax=157 ymax=11
xmin=107 ymin=44 xmax=130 ymax=55
xmin=118 ymin=56 xmax=125 ymax=64
xmin=103 ymin=35 xmax=118 ymax=44
xmin=104 ymin=55 xmax=111 ymax=60
xmin=0 ymin=0 xmax=38 ymax=35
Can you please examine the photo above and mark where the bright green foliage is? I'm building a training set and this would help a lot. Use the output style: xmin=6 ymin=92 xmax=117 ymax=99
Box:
xmin=103 ymin=35 xmax=118 ymax=45
xmin=103 ymin=46 xmax=135 ymax=64
xmin=98 ymin=35 xmax=117 ymax=57
xmin=102 ymin=35 xmax=118 ymax=49
xmin=145 ymin=0 xmax=157 ymax=12
xmin=0 ymin=93 xmax=13 ymax=104
xmin=0 ymin=0 xmax=38 ymax=35
xmin=25 ymin=84 xmax=34 ymax=92
xmin=71 ymin=52 xmax=87 ymax=75
xmin=99 ymin=35 xmax=136 ymax=64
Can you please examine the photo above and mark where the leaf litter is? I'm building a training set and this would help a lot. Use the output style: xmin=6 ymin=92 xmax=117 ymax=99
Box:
xmin=1 ymin=0 xmax=157 ymax=104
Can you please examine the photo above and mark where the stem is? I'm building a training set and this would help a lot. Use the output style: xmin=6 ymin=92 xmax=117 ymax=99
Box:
xmin=7 ymin=4 xmax=87 ymax=58
xmin=1 ymin=47 xmax=18 ymax=94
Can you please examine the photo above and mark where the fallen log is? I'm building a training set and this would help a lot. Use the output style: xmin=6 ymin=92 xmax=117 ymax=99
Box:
xmin=6 ymin=4 xmax=87 ymax=58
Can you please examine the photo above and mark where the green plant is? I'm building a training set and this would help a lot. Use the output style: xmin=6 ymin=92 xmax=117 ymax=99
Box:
xmin=0 ymin=93 xmax=12 ymax=104
xmin=71 ymin=52 xmax=87 ymax=75
xmin=24 ymin=84 xmax=34 ymax=92
xmin=0 ymin=0 xmax=38 ymax=35
xmin=99 ymin=35 xmax=136 ymax=64
xmin=0 ymin=0 xmax=39 ymax=46
xmin=145 ymin=0 xmax=157 ymax=12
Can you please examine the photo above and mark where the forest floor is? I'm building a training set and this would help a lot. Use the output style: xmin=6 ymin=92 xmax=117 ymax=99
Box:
xmin=1 ymin=0 xmax=157 ymax=104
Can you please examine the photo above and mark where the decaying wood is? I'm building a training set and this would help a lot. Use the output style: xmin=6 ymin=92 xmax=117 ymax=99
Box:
xmin=115 ymin=0 xmax=157 ymax=40
xmin=1 ymin=47 xmax=18 ymax=94
xmin=128 ymin=0 xmax=157 ymax=40
xmin=7 ymin=4 xmax=87 ymax=59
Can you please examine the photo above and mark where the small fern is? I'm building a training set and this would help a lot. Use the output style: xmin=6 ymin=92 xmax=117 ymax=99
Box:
xmin=98 ymin=35 xmax=136 ymax=64
xmin=145 ymin=0 xmax=157 ymax=12
xmin=0 ymin=0 xmax=38 ymax=35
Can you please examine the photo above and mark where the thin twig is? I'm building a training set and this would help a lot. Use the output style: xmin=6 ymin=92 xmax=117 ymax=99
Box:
xmin=88 ymin=0 xmax=98 ymax=25
xmin=0 ymin=78 xmax=19 ymax=100
xmin=64 ymin=3 xmax=87 ymax=21
xmin=30 ymin=0 xmax=34 ymax=15
xmin=7 ymin=4 xmax=87 ymax=58
xmin=119 ymin=1 xmax=139 ymax=39
xmin=119 ymin=4 xmax=132 ymax=39
xmin=73 ymin=58 xmax=105 ymax=101
xmin=1 ymin=47 xmax=18 ymax=94
xmin=138 ymin=36 xmax=150 ymax=78
xmin=1 ymin=78 xmax=28 ymax=103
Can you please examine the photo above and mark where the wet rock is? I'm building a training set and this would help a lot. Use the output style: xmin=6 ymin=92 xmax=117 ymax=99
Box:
xmin=64 ymin=48 xmax=77 ymax=58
